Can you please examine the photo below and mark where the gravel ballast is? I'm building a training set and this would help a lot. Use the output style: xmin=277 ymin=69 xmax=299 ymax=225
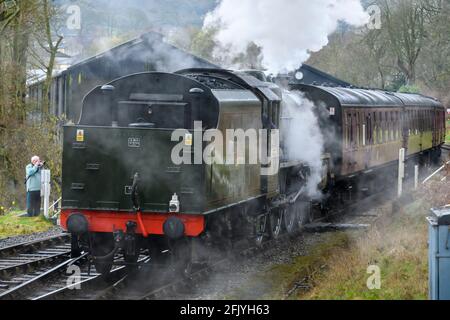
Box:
xmin=0 ymin=226 xmax=65 ymax=249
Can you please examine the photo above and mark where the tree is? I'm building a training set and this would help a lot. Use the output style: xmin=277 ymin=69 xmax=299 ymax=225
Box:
xmin=0 ymin=0 xmax=65 ymax=207
xmin=40 ymin=0 xmax=63 ymax=115
xmin=416 ymin=0 xmax=450 ymax=103
xmin=381 ymin=0 xmax=429 ymax=85
xmin=2 ymin=0 xmax=36 ymax=123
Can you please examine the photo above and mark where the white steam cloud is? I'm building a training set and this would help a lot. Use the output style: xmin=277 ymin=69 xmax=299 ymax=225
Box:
xmin=281 ymin=91 xmax=325 ymax=197
xmin=204 ymin=0 xmax=369 ymax=73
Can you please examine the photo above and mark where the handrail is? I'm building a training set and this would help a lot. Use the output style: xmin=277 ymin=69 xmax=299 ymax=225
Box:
xmin=423 ymin=161 xmax=450 ymax=184
xmin=49 ymin=197 xmax=61 ymax=211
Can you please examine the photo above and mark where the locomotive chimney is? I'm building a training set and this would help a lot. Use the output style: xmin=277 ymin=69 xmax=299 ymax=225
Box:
xmin=101 ymin=85 xmax=117 ymax=127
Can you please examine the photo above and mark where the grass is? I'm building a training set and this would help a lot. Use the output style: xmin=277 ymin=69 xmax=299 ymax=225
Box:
xmin=0 ymin=211 xmax=54 ymax=239
xmin=446 ymin=119 xmax=450 ymax=144
xmin=299 ymin=200 xmax=430 ymax=300
xmin=225 ymin=232 xmax=350 ymax=300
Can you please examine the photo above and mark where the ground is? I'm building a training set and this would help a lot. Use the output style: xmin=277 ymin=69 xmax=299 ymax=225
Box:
xmin=0 ymin=211 xmax=54 ymax=239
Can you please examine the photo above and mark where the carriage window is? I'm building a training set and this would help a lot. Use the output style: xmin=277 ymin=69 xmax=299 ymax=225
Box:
xmin=378 ymin=112 xmax=383 ymax=144
xmin=379 ymin=112 xmax=383 ymax=143
xmin=350 ymin=113 xmax=355 ymax=147
xmin=346 ymin=112 xmax=358 ymax=148
xmin=372 ymin=113 xmax=376 ymax=145
xmin=419 ymin=111 xmax=422 ymax=132
xmin=392 ymin=112 xmax=396 ymax=140
xmin=392 ymin=111 xmax=396 ymax=141
xmin=346 ymin=113 xmax=352 ymax=148
xmin=387 ymin=112 xmax=390 ymax=141
xmin=408 ymin=111 xmax=412 ymax=136
xmin=423 ymin=110 xmax=426 ymax=132
xmin=360 ymin=111 xmax=365 ymax=146
xmin=428 ymin=110 xmax=432 ymax=130
xmin=415 ymin=110 xmax=419 ymax=134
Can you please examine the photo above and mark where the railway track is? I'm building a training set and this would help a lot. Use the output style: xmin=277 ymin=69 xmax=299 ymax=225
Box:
xmin=0 ymin=233 xmax=122 ymax=300
xmin=0 ymin=250 xmax=147 ymax=300
xmin=0 ymin=234 xmax=72 ymax=298
xmin=34 ymin=259 xmax=129 ymax=300
xmin=0 ymin=230 xmax=150 ymax=300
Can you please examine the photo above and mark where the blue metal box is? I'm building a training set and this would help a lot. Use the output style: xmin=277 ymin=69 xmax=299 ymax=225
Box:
xmin=428 ymin=207 xmax=450 ymax=300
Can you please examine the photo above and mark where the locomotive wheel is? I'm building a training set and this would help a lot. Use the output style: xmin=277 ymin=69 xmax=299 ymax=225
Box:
xmin=283 ymin=206 xmax=297 ymax=234
xmin=269 ymin=209 xmax=283 ymax=239
xmin=296 ymin=201 xmax=312 ymax=231
xmin=91 ymin=233 xmax=114 ymax=278
xmin=254 ymin=214 xmax=268 ymax=246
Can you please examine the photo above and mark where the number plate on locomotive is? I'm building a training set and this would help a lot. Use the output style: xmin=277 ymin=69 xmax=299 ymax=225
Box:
xmin=128 ymin=138 xmax=141 ymax=148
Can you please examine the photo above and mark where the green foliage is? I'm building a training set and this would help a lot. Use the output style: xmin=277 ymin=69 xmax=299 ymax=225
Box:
xmin=398 ymin=85 xmax=421 ymax=94
xmin=190 ymin=27 xmax=219 ymax=63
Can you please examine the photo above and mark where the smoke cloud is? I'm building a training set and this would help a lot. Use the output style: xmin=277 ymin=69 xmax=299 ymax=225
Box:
xmin=204 ymin=0 xmax=369 ymax=73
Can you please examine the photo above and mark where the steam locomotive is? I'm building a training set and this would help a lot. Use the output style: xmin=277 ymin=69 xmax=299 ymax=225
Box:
xmin=61 ymin=68 xmax=446 ymax=275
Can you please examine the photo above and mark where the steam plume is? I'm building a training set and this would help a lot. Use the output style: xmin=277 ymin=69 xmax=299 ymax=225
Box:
xmin=282 ymin=91 xmax=325 ymax=197
xmin=204 ymin=0 xmax=369 ymax=73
